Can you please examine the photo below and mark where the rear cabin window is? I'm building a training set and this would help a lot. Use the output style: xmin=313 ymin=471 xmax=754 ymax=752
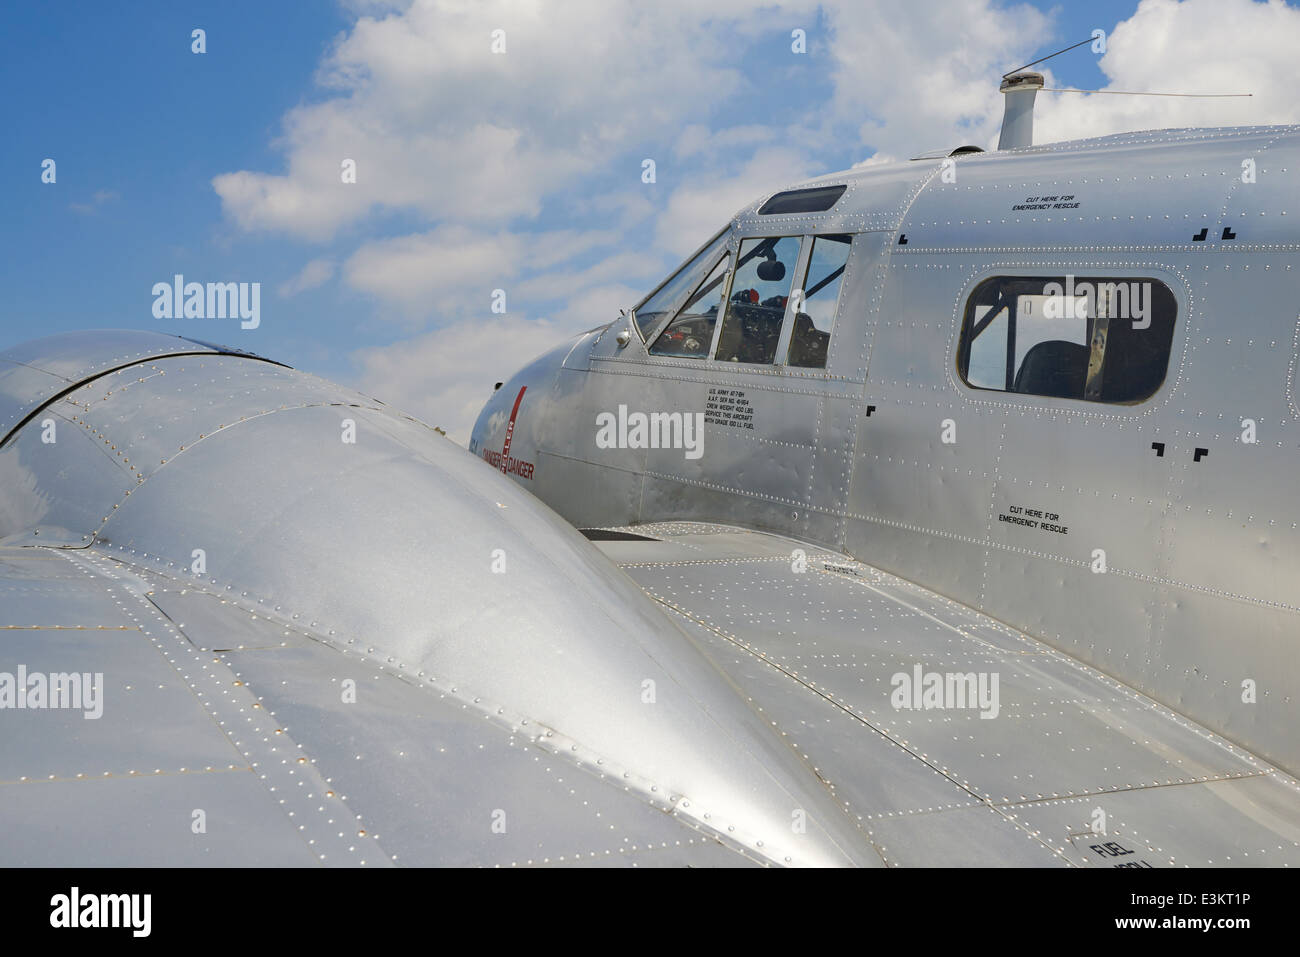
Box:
xmin=957 ymin=276 xmax=1177 ymax=404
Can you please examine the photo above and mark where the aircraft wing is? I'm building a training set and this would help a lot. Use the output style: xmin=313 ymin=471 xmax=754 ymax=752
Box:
xmin=590 ymin=522 xmax=1300 ymax=867
xmin=0 ymin=542 xmax=779 ymax=867
xmin=0 ymin=331 xmax=879 ymax=868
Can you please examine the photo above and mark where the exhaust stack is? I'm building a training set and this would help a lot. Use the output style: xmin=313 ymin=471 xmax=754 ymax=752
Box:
xmin=997 ymin=70 xmax=1044 ymax=150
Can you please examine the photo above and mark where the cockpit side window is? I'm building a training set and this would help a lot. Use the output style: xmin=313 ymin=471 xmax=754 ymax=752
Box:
xmin=632 ymin=229 xmax=730 ymax=341
xmin=787 ymin=234 xmax=851 ymax=368
xmin=715 ymin=236 xmax=802 ymax=364
xmin=957 ymin=275 xmax=1177 ymax=403
xmin=649 ymin=252 xmax=731 ymax=358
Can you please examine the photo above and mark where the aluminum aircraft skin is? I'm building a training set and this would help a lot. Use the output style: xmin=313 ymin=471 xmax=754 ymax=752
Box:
xmin=4 ymin=95 xmax=1300 ymax=868
xmin=472 ymin=116 xmax=1300 ymax=865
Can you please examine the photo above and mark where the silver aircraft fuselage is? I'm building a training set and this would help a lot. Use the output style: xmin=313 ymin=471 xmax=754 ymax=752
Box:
xmin=472 ymin=124 xmax=1300 ymax=780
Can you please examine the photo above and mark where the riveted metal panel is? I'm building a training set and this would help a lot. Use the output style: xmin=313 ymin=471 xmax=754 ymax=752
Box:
xmin=0 ymin=360 xmax=63 ymax=438
xmin=1214 ymin=131 xmax=1300 ymax=247
xmin=0 ymin=773 xmax=320 ymax=866
xmin=828 ymin=231 xmax=891 ymax=381
xmin=869 ymin=804 xmax=1070 ymax=867
xmin=639 ymin=470 xmax=794 ymax=536
xmin=600 ymin=522 xmax=1300 ymax=866
xmin=979 ymin=409 xmax=1178 ymax=688
xmin=69 ymin=404 xmax=875 ymax=865
xmin=0 ymin=329 xmax=275 ymax=443
xmin=655 ymin=383 xmax=815 ymax=508
xmin=225 ymin=639 xmax=756 ymax=867
xmin=536 ymin=363 xmax=646 ymax=528
xmin=2 ymin=330 xmax=907 ymax=866
xmin=1160 ymin=430 xmax=1299 ymax=609
xmin=120 ymin=556 xmax=762 ymax=867
xmin=625 ymin=544 xmax=1256 ymax=805
xmin=1002 ymin=774 xmax=1300 ymax=867
xmin=0 ymin=406 xmax=135 ymax=544
xmin=981 ymin=552 xmax=1163 ymax=689
xmin=145 ymin=585 xmax=318 ymax=652
xmin=0 ymin=554 xmax=141 ymax=624
xmin=733 ymin=162 xmax=936 ymax=235
xmin=0 ymin=329 xmax=220 ymax=380
xmin=841 ymin=519 xmax=991 ymax=610
xmin=60 ymin=357 xmax=364 ymax=489
xmin=899 ymin=128 xmax=1297 ymax=250
xmin=470 ymin=337 xmax=567 ymax=463
xmin=1153 ymin=588 xmax=1299 ymax=775
xmin=848 ymin=398 xmax=1000 ymax=541
xmin=0 ymin=617 xmax=246 ymax=781
xmin=1177 ymin=254 xmax=1300 ymax=418
xmin=663 ymin=609 xmax=983 ymax=822
xmin=805 ymin=394 xmax=859 ymax=548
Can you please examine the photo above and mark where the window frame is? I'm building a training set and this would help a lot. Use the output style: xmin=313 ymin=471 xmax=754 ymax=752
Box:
xmin=709 ymin=234 xmax=812 ymax=368
xmin=757 ymin=184 xmax=848 ymax=215
xmin=637 ymin=228 xmax=857 ymax=371
xmin=784 ymin=232 xmax=853 ymax=369
xmin=647 ymin=246 xmax=735 ymax=359
xmin=632 ymin=226 xmax=730 ymax=345
xmin=955 ymin=271 xmax=1181 ymax=406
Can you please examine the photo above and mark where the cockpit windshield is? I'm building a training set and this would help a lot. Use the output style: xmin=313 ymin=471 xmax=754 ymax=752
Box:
xmin=632 ymin=229 xmax=730 ymax=341
xmin=649 ymin=253 xmax=730 ymax=358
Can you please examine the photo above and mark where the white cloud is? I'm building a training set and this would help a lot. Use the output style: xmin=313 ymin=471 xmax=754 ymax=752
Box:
xmin=851 ymin=153 xmax=900 ymax=168
xmin=675 ymin=124 xmax=776 ymax=160
xmin=343 ymin=226 xmax=522 ymax=312
xmin=820 ymin=0 xmax=1054 ymax=157
xmin=278 ymin=259 xmax=335 ymax=297
xmin=1034 ymin=0 xmax=1300 ymax=144
xmin=341 ymin=225 xmax=634 ymax=321
xmin=563 ymin=283 xmax=645 ymax=327
xmin=69 ymin=189 xmax=120 ymax=215
xmin=815 ymin=0 xmax=1300 ymax=158
xmin=653 ymin=146 xmax=815 ymax=257
xmin=221 ymin=0 xmax=1300 ymax=451
xmin=352 ymin=314 xmax=593 ymax=445
xmin=512 ymin=252 xmax=657 ymax=305
xmin=212 ymin=0 xmax=770 ymax=241
xmin=227 ymin=0 xmax=1299 ymax=244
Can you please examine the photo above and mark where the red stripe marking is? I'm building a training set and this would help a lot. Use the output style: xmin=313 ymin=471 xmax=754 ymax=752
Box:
xmin=499 ymin=385 xmax=527 ymax=472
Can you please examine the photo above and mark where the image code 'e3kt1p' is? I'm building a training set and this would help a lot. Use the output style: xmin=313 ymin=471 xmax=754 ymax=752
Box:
xmin=5 ymin=67 xmax=1300 ymax=868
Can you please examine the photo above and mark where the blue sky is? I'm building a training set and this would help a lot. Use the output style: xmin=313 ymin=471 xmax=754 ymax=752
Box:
xmin=2 ymin=0 xmax=1294 ymax=440
xmin=2 ymin=1 xmax=355 ymax=369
